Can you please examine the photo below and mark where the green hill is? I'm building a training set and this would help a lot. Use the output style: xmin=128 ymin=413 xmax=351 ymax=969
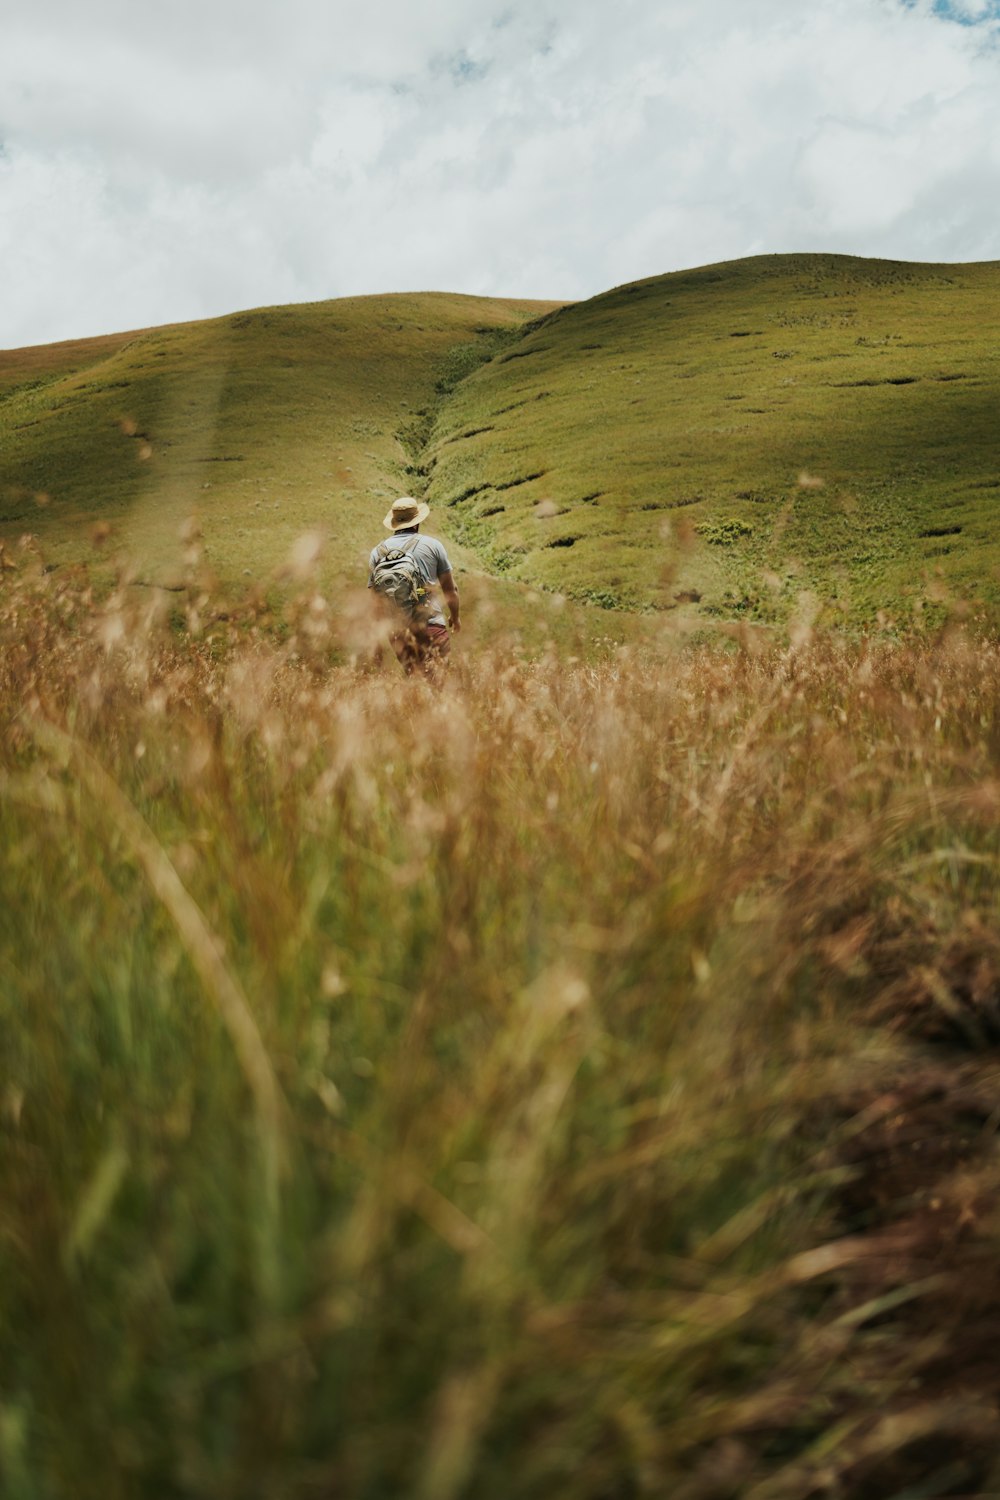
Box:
xmin=0 ymin=293 xmax=558 ymax=589
xmin=4 ymin=253 xmax=1000 ymax=632
xmin=422 ymin=254 xmax=1000 ymax=629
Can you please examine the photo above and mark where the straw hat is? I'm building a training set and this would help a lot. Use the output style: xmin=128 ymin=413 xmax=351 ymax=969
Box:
xmin=383 ymin=496 xmax=431 ymax=531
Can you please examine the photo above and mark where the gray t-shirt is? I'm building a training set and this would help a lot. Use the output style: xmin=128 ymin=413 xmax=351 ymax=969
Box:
xmin=368 ymin=532 xmax=453 ymax=626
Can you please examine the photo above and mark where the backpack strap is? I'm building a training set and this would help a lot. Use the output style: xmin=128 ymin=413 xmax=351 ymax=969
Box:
xmin=375 ymin=535 xmax=419 ymax=563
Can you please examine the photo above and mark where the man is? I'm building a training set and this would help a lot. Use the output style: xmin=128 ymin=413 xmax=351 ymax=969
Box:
xmin=368 ymin=497 xmax=461 ymax=677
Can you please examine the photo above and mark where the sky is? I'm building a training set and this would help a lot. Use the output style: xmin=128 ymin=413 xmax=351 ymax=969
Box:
xmin=3 ymin=0 xmax=1000 ymax=348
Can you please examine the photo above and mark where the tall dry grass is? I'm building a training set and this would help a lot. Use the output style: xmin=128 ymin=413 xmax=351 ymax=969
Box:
xmin=3 ymin=552 xmax=1000 ymax=1498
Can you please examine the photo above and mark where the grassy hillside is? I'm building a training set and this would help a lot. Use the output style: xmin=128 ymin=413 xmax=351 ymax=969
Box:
xmin=7 ymin=263 xmax=1000 ymax=1496
xmin=423 ymin=254 xmax=1000 ymax=629
xmin=4 ymin=564 xmax=1000 ymax=1497
xmin=4 ymin=254 xmax=1000 ymax=636
xmin=0 ymin=293 xmax=557 ymax=593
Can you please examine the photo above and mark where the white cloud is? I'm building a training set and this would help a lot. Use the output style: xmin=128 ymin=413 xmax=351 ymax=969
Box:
xmin=2 ymin=0 xmax=1000 ymax=346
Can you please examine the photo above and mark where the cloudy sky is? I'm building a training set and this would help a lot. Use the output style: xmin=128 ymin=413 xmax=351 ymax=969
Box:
xmin=3 ymin=0 xmax=1000 ymax=348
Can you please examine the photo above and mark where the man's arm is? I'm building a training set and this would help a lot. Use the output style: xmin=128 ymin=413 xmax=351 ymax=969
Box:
xmin=438 ymin=569 xmax=461 ymax=632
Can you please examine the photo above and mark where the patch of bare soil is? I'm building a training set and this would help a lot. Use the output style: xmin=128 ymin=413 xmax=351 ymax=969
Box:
xmin=812 ymin=926 xmax=1000 ymax=1500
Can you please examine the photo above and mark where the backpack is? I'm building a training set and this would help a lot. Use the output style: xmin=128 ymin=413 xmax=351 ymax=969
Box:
xmin=370 ymin=536 xmax=428 ymax=621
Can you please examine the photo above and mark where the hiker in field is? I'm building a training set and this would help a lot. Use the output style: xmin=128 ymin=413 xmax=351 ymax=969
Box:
xmin=368 ymin=497 xmax=461 ymax=678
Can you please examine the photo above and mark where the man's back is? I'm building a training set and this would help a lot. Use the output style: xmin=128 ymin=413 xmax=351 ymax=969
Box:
xmin=367 ymin=499 xmax=462 ymax=678
xmin=368 ymin=532 xmax=451 ymax=625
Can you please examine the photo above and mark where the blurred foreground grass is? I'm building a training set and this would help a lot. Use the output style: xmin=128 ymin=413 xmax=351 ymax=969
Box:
xmin=3 ymin=554 xmax=1000 ymax=1498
